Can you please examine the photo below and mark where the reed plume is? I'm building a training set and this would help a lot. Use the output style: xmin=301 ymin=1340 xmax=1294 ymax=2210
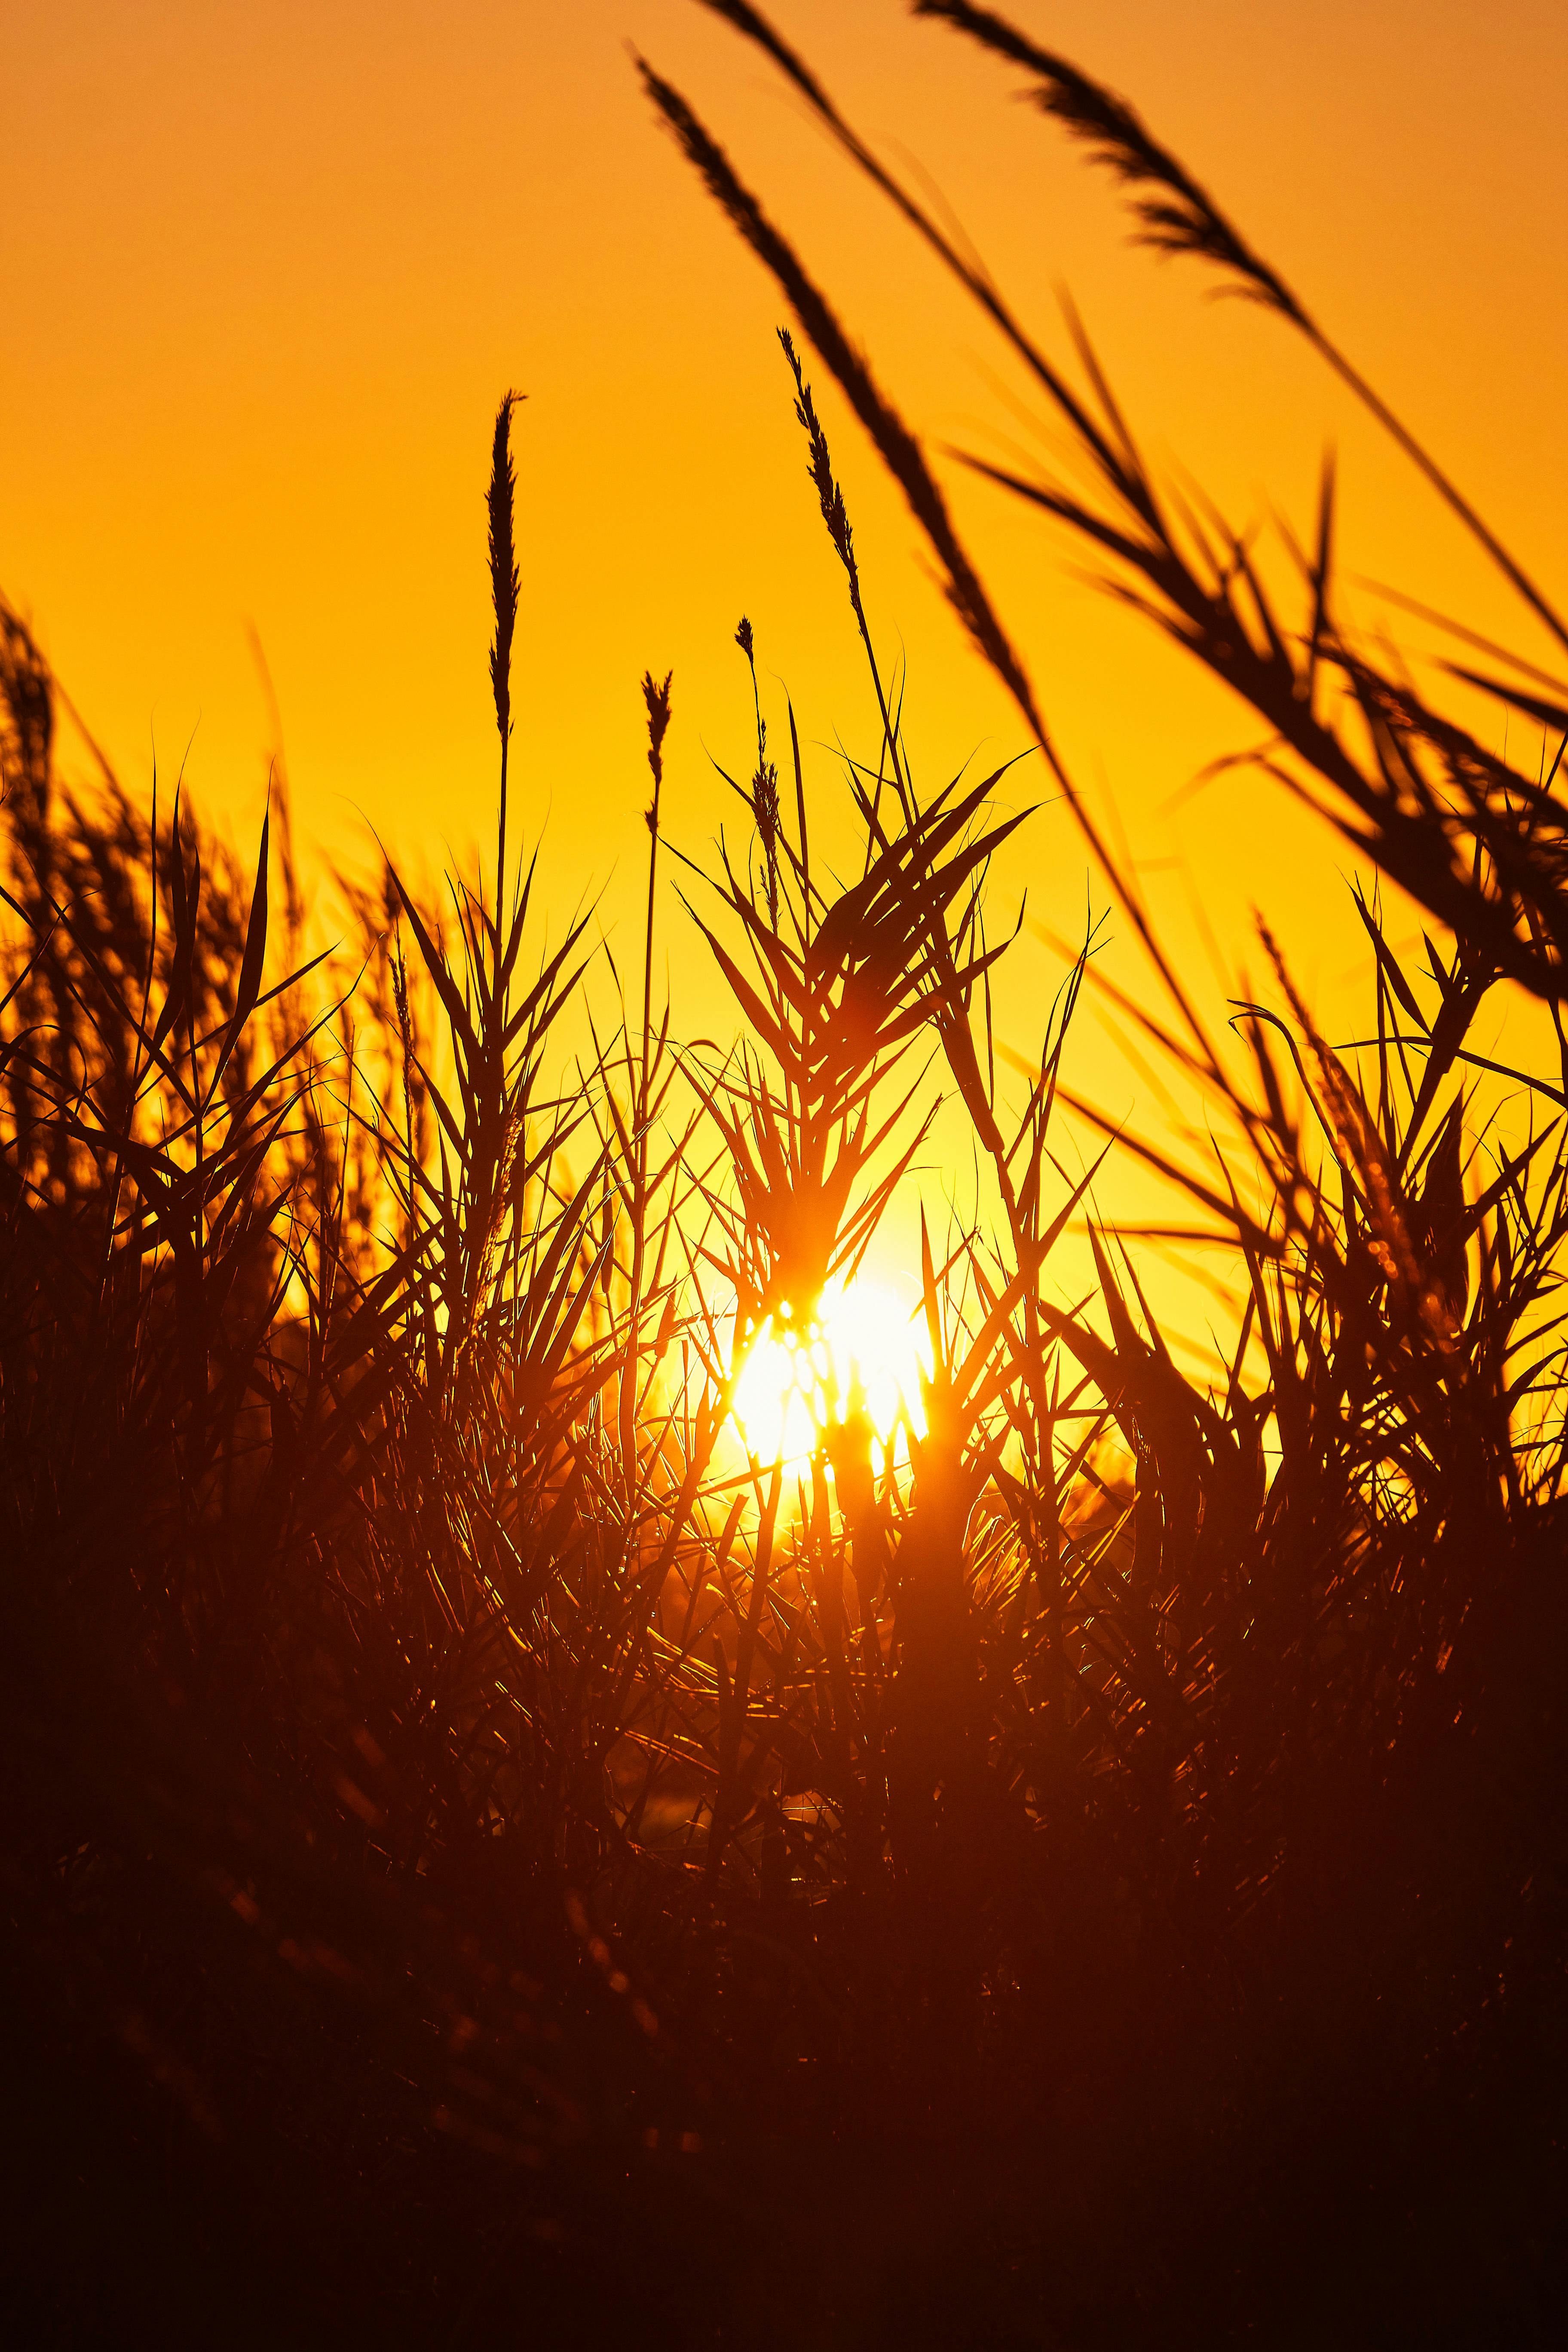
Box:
xmin=913 ymin=0 xmax=1568 ymax=657
xmin=488 ymin=387 xmax=525 ymax=906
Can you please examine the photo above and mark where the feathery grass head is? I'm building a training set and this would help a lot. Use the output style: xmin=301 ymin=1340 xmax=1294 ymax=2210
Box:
xmin=642 ymin=667 xmax=673 ymax=833
xmin=912 ymin=1 xmax=1303 ymax=319
xmin=751 ymin=757 xmax=780 ymax=865
xmin=731 ymin=615 xmax=780 ymax=873
xmin=487 ymin=389 xmax=526 ymax=745
xmin=911 ymin=0 xmax=1568 ymax=655
xmin=779 ymin=328 xmax=857 ymax=593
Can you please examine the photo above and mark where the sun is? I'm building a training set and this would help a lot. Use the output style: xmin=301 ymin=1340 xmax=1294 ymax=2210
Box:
xmin=731 ymin=1277 xmax=928 ymax=1470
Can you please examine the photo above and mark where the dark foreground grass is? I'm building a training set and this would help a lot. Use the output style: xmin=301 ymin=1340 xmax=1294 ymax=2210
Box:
xmin=5 ymin=20 xmax=1568 ymax=2346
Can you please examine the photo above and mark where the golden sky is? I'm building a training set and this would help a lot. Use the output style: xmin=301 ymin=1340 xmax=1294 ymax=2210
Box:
xmin=6 ymin=0 xmax=1567 ymax=1286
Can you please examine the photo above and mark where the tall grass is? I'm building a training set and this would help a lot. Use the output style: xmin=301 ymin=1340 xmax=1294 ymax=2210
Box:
xmin=4 ymin=19 xmax=1567 ymax=2340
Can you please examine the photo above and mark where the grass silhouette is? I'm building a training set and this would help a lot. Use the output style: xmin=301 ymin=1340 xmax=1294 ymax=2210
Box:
xmin=3 ymin=17 xmax=1567 ymax=2345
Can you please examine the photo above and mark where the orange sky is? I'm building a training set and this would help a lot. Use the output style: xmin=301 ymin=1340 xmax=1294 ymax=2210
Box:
xmin=6 ymin=0 xmax=1567 ymax=1289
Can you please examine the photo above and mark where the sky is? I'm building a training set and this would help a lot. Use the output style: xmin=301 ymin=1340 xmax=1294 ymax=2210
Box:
xmin=5 ymin=0 xmax=1567 ymax=1296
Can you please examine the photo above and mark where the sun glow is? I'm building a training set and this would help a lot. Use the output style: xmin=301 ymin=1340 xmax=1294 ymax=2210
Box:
xmin=731 ymin=1278 xmax=928 ymax=1471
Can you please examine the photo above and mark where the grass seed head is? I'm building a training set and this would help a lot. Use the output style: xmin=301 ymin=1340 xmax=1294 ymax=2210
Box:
xmin=487 ymin=389 xmax=525 ymax=744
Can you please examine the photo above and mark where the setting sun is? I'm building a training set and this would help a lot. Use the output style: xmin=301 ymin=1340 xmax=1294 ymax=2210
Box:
xmin=731 ymin=1279 xmax=928 ymax=1471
